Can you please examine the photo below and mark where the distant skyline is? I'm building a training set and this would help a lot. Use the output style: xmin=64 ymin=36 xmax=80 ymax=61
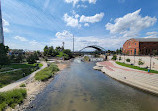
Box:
xmin=1 ymin=0 xmax=158 ymax=51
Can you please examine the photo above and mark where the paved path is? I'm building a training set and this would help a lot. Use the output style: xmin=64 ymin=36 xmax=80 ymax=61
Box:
xmin=0 ymin=61 xmax=47 ymax=92
xmin=96 ymin=61 xmax=158 ymax=95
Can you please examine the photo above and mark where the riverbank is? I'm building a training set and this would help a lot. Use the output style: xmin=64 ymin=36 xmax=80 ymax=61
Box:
xmin=6 ymin=60 xmax=71 ymax=111
xmin=94 ymin=61 xmax=158 ymax=95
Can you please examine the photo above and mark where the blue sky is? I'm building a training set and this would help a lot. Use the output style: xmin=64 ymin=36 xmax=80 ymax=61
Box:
xmin=2 ymin=0 xmax=158 ymax=51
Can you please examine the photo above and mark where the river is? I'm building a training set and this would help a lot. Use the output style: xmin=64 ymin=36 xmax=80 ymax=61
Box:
xmin=28 ymin=59 xmax=158 ymax=111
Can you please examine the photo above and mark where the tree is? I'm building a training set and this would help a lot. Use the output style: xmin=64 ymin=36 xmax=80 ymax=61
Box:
xmin=44 ymin=45 xmax=49 ymax=56
xmin=27 ymin=54 xmax=36 ymax=64
xmin=63 ymin=49 xmax=73 ymax=58
xmin=15 ymin=53 xmax=24 ymax=63
xmin=0 ymin=43 xmax=10 ymax=66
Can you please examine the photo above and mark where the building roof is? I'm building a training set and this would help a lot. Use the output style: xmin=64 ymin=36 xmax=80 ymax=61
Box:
xmin=134 ymin=38 xmax=158 ymax=42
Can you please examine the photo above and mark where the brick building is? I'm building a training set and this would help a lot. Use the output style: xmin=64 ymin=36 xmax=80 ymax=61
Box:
xmin=122 ymin=38 xmax=158 ymax=55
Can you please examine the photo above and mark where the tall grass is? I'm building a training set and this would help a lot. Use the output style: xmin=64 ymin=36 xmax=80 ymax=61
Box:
xmin=0 ymin=89 xmax=27 ymax=111
xmin=35 ymin=63 xmax=59 ymax=81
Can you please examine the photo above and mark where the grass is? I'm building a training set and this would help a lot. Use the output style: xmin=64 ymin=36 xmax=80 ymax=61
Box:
xmin=0 ymin=63 xmax=43 ymax=88
xmin=3 ymin=63 xmax=43 ymax=69
xmin=116 ymin=61 xmax=158 ymax=74
xmin=0 ymin=89 xmax=27 ymax=111
xmin=35 ymin=63 xmax=59 ymax=81
xmin=0 ymin=68 xmax=35 ymax=88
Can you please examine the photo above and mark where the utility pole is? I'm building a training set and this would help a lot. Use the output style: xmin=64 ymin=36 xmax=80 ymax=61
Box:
xmin=62 ymin=42 xmax=65 ymax=49
xmin=73 ymin=34 xmax=74 ymax=53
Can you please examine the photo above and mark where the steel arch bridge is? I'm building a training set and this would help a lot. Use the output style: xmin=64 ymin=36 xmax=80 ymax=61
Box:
xmin=79 ymin=45 xmax=106 ymax=52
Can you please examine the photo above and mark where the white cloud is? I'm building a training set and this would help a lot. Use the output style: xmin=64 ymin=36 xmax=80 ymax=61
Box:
xmin=80 ymin=13 xmax=104 ymax=23
xmin=64 ymin=13 xmax=81 ymax=28
xmin=2 ymin=19 xmax=9 ymax=26
xmin=14 ymin=36 xmax=28 ymax=42
xmin=56 ymin=30 xmax=73 ymax=39
xmin=84 ymin=23 xmax=89 ymax=27
xmin=49 ymin=31 xmax=125 ymax=51
xmin=77 ymin=5 xmax=87 ymax=8
xmin=105 ymin=9 xmax=157 ymax=38
xmin=3 ymin=28 xmax=10 ymax=33
xmin=65 ymin=0 xmax=96 ymax=6
xmin=144 ymin=31 xmax=158 ymax=38
xmin=64 ymin=12 xmax=104 ymax=28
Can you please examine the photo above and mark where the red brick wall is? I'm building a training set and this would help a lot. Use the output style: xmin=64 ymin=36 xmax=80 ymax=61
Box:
xmin=122 ymin=39 xmax=139 ymax=55
xmin=139 ymin=42 xmax=158 ymax=55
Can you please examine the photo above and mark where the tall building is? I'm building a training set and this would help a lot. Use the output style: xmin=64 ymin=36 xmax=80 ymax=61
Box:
xmin=0 ymin=0 xmax=4 ymax=44
xmin=123 ymin=38 xmax=158 ymax=55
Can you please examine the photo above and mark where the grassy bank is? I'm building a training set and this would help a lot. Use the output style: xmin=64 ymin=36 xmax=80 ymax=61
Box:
xmin=116 ymin=61 xmax=158 ymax=74
xmin=0 ymin=63 xmax=43 ymax=88
xmin=35 ymin=63 xmax=59 ymax=81
xmin=0 ymin=89 xmax=27 ymax=111
xmin=2 ymin=63 xmax=43 ymax=69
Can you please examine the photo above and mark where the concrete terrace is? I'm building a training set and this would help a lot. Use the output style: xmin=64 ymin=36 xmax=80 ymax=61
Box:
xmin=96 ymin=61 xmax=158 ymax=95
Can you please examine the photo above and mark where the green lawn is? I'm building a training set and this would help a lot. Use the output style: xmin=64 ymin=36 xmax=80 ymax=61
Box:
xmin=0 ymin=63 xmax=43 ymax=88
xmin=35 ymin=63 xmax=59 ymax=81
xmin=3 ymin=63 xmax=43 ymax=69
xmin=116 ymin=61 xmax=158 ymax=74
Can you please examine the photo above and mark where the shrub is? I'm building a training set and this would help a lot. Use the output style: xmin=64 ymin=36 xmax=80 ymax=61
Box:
xmin=20 ymin=84 xmax=26 ymax=87
xmin=0 ymin=89 xmax=27 ymax=111
xmin=35 ymin=63 xmax=59 ymax=81
xmin=112 ymin=55 xmax=117 ymax=60
xmin=126 ymin=58 xmax=130 ymax=62
xmin=138 ymin=59 xmax=144 ymax=65
xmin=84 ymin=56 xmax=90 ymax=62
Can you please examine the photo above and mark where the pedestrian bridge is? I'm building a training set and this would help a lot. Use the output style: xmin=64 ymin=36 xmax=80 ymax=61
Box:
xmin=79 ymin=45 xmax=106 ymax=52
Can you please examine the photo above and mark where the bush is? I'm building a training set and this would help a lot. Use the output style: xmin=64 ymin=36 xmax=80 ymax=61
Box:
xmin=112 ymin=55 xmax=117 ymax=60
xmin=84 ymin=56 xmax=90 ymax=62
xmin=138 ymin=59 xmax=144 ymax=65
xmin=0 ymin=89 xmax=27 ymax=111
xmin=35 ymin=63 xmax=59 ymax=81
xmin=126 ymin=58 xmax=130 ymax=62
xmin=20 ymin=84 xmax=26 ymax=87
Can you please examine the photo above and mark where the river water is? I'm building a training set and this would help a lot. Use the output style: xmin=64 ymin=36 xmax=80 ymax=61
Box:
xmin=28 ymin=59 xmax=158 ymax=111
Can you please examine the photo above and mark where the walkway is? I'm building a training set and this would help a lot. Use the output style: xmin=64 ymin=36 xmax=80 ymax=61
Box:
xmin=0 ymin=61 xmax=47 ymax=92
xmin=96 ymin=61 xmax=158 ymax=95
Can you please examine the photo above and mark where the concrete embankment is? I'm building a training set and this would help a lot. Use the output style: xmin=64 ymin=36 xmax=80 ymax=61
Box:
xmin=94 ymin=61 xmax=158 ymax=95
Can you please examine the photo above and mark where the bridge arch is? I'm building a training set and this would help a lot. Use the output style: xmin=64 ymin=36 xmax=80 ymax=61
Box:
xmin=79 ymin=45 xmax=106 ymax=52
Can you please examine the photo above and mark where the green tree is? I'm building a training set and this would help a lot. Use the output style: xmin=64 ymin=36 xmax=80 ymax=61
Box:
xmin=0 ymin=43 xmax=10 ymax=66
xmin=44 ymin=45 xmax=49 ymax=56
xmin=15 ymin=53 xmax=24 ymax=63
xmin=27 ymin=54 xmax=36 ymax=64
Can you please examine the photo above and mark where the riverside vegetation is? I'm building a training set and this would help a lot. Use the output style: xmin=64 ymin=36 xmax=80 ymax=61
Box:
xmin=0 ymin=89 xmax=27 ymax=111
xmin=0 ymin=63 xmax=43 ymax=88
xmin=35 ymin=63 xmax=59 ymax=81
xmin=116 ymin=61 xmax=158 ymax=74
